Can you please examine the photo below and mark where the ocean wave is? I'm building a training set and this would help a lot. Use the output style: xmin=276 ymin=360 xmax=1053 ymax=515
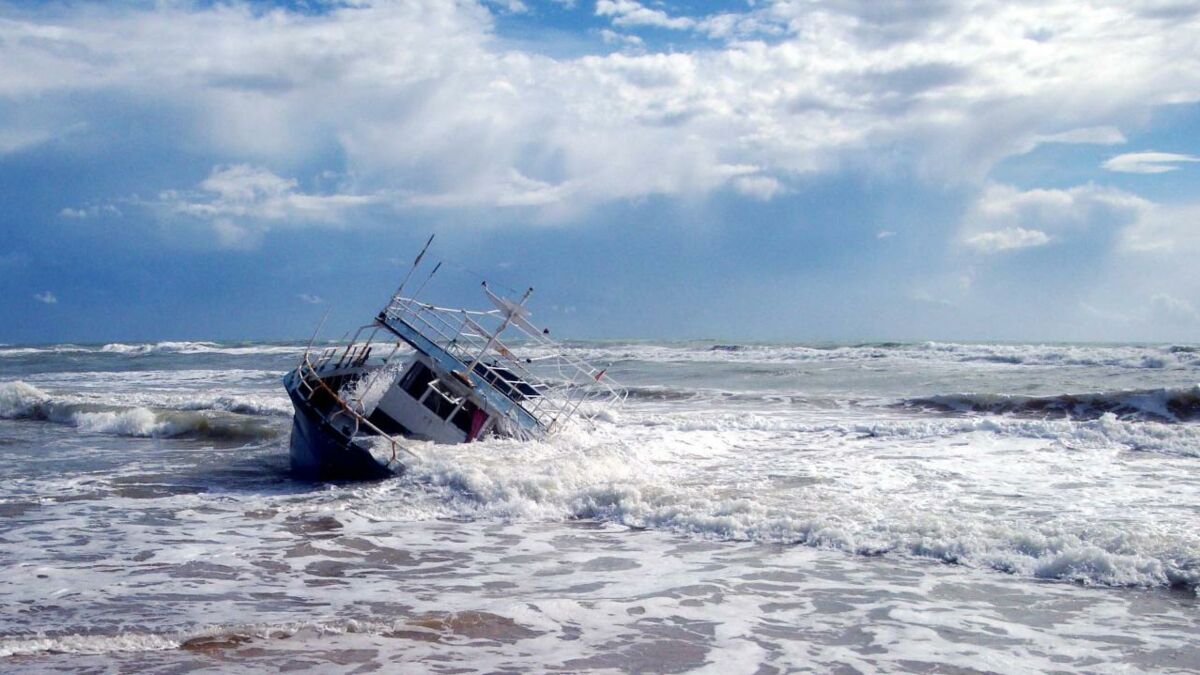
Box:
xmin=903 ymin=386 xmax=1200 ymax=423
xmin=537 ymin=341 xmax=1200 ymax=370
xmin=0 ymin=381 xmax=279 ymax=441
xmin=0 ymin=342 xmax=302 ymax=358
xmin=0 ymin=622 xmax=348 ymax=658
xmin=100 ymin=341 xmax=301 ymax=356
xmin=173 ymin=394 xmax=292 ymax=417
xmin=384 ymin=432 xmax=1200 ymax=593
xmin=0 ymin=345 xmax=94 ymax=357
xmin=5 ymin=340 xmax=1197 ymax=371
xmin=622 ymin=385 xmax=703 ymax=402
xmin=0 ymin=613 xmax=539 ymax=658
xmin=100 ymin=341 xmax=222 ymax=354
xmin=616 ymin=385 xmax=835 ymax=408
xmin=626 ymin=407 xmax=1200 ymax=457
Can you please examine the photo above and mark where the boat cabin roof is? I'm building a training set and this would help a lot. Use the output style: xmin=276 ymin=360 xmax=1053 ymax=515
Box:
xmin=375 ymin=309 xmax=543 ymax=434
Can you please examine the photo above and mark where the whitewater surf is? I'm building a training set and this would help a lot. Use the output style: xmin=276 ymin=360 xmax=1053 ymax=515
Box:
xmin=1 ymin=339 xmax=1197 ymax=671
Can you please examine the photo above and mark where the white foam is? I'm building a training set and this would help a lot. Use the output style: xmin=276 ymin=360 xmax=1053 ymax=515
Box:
xmin=99 ymin=341 xmax=301 ymax=355
xmin=0 ymin=380 xmax=50 ymax=418
xmin=68 ymin=408 xmax=170 ymax=437
xmin=0 ymin=618 xmax=419 ymax=658
xmin=0 ymin=345 xmax=94 ymax=358
xmin=100 ymin=341 xmax=222 ymax=354
xmin=369 ymin=404 xmax=1200 ymax=593
xmin=0 ymin=342 xmax=302 ymax=357
xmin=531 ymin=341 xmax=1200 ymax=371
xmin=0 ymin=631 xmax=181 ymax=658
xmin=0 ymin=380 xmax=280 ymax=439
xmin=339 ymin=358 xmax=406 ymax=415
xmin=908 ymin=385 xmax=1200 ymax=423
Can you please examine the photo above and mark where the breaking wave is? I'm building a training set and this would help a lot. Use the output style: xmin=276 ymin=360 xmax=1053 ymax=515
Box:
xmin=100 ymin=341 xmax=222 ymax=354
xmin=0 ymin=618 xmax=421 ymax=658
xmin=100 ymin=341 xmax=302 ymax=356
xmin=0 ymin=381 xmax=279 ymax=441
xmin=622 ymin=385 xmax=703 ymax=402
xmin=0 ymin=609 xmax=543 ymax=659
xmin=0 ymin=345 xmax=94 ymax=357
xmin=0 ymin=342 xmax=301 ymax=358
xmin=544 ymin=341 xmax=1200 ymax=369
xmin=904 ymin=386 xmax=1200 ymax=423
xmin=386 ymin=429 xmax=1200 ymax=593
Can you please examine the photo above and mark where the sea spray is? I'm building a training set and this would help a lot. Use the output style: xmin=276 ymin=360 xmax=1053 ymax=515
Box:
xmin=338 ymin=358 xmax=408 ymax=416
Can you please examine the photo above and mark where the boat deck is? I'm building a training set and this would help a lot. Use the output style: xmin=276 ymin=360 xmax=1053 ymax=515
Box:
xmin=374 ymin=309 xmax=543 ymax=434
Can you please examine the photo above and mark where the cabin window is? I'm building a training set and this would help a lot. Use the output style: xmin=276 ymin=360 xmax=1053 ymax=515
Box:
xmin=422 ymin=381 xmax=459 ymax=419
xmin=452 ymin=400 xmax=477 ymax=433
xmin=452 ymin=401 xmax=489 ymax=440
xmin=401 ymin=362 xmax=434 ymax=400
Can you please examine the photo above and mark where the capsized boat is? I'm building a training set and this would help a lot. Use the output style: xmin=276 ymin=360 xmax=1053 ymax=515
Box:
xmin=282 ymin=237 xmax=625 ymax=480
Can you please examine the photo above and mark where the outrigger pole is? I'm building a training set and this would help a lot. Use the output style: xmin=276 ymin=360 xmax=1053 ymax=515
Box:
xmin=409 ymin=261 xmax=442 ymax=301
xmin=393 ymin=234 xmax=435 ymax=298
xmin=304 ymin=307 xmax=332 ymax=353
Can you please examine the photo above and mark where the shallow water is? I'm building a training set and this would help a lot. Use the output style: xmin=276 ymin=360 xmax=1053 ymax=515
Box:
xmin=1 ymin=340 xmax=1198 ymax=672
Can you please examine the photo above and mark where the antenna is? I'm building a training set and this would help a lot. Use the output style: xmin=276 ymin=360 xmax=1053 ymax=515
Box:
xmin=304 ymin=306 xmax=332 ymax=354
xmin=409 ymin=261 xmax=442 ymax=301
xmin=393 ymin=234 xmax=435 ymax=298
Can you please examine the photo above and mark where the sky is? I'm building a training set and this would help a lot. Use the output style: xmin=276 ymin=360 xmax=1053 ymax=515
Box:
xmin=2 ymin=0 xmax=1200 ymax=344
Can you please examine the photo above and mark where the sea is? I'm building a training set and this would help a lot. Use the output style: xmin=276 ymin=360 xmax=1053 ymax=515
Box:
xmin=1 ymin=339 xmax=1198 ymax=673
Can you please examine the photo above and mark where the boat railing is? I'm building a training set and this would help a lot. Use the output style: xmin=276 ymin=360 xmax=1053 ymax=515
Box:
xmin=293 ymin=349 xmax=417 ymax=465
xmin=382 ymin=294 xmax=625 ymax=433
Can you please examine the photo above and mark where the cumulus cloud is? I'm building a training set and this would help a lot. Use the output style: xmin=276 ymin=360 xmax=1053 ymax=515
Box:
xmin=3 ymin=0 xmax=1200 ymax=237
xmin=1102 ymin=151 xmax=1200 ymax=174
xmin=60 ymin=204 xmax=121 ymax=219
xmin=157 ymin=164 xmax=381 ymax=246
xmin=963 ymin=227 xmax=1050 ymax=253
xmin=960 ymin=183 xmax=1147 ymax=253
xmin=483 ymin=0 xmax=528 ymax=13
xmin=1149 ymin=293 xmax=1198 ymax=324
xmin=596 ymin=0 xmax=695 ymax=30
xmin=599 ymin=28 xmax=644 ymax=48
xmin=732 ymin=175 xmax=783 ymax=201
xmin=33 ymin=291 xmax=57 ymax=304
xmin=1118 ymin=201 xmax=1200 ymax=253
xmin=298 ymin=293 xmax=324 ymax=305
xmin=953 ymin=181 xmax=1200 ymax=334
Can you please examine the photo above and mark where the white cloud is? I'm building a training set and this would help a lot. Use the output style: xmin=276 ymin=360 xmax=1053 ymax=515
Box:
xmin=963 ymin=227 xmax=1051 ymax=253
xmin=158 ymin=164 xmax=381 ymax=246
xmin=950 ymin=180 xmax=1200 ymax=335
xmin=732 ymin=175 xmax=782 ymax=201
xmin=484 ymin=0 xmax=528 ymax=13
xmin=1118 ymin=201 xmax=1200 ymax=253
xmin=1102 ymin=151 xmax=1200 ymax=174
xmin=59 ymin=204 xmax=121 ymax=219
xmin=961 ymin=183 xmax=1147 ymax=253
xmin=33 ymin=291 xmax=57 ymax=304
xmin=1149 ymin=293 xmax=1198 ymax=324
xmin=1035 ymin=126 xmax=1127 ymax=146
xmin=876 ymin=230 xmax=896 ymax=239
xmin=0 ymin=127 xmax=55 ymax=155
xmin=596 ymin=0 xmax=695 ymax=30
xmin=599 ymin=28 xmax=644 ymax=48
xmin=3 ymin=0 xmax=1200 ymax=229
xmin=298 ymin=293 xmax=324 ymax=305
